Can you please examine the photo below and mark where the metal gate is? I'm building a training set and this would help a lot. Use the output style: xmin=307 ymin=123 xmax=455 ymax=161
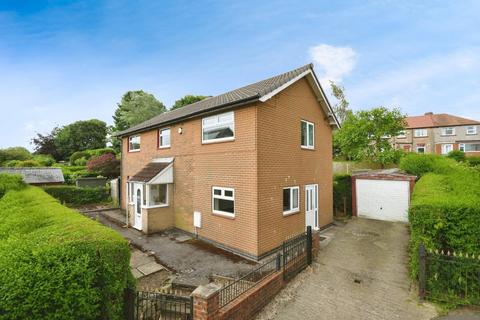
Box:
xmin=125 ymin=289 xmax=193 ymax=320
xmin=283 ymin=226 xmax=312 ymax=280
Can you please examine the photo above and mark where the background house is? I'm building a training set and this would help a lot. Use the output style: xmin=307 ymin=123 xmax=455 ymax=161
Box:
xmin=118 ymin=64 xmax=338 ymax=260
xmin=393 ymin=112 xmax=480 ymax=156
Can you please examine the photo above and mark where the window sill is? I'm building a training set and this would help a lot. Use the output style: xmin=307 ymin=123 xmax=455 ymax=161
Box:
xmin=202 ymin=137 xmax=235 ymax=145
xmin=440 ymin=135 xmax=456 ymax=137
xmin=143 ymin=204 xmax=169 ymax=209
xmin=212 ymin=211 xmax=235 ymax=219
xmin=283 ymin=209 xmax=300 ymax=217
xmin=466 ymin=133 xmax=478 ymax=136
xmin=158 ymin=146 xmax=171 ymax=149
xmin=301 ymin=146 xmax=315 ymax=151
xmin=128 ymin=149 xmax=141 ymax=153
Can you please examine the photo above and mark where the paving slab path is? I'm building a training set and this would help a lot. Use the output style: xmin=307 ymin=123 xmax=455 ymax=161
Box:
xmin=256 ymin=218 xmax=438 ymax=320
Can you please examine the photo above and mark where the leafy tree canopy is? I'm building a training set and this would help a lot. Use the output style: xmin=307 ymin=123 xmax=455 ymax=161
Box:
xmin=31 ymin=126 xmax=62 ymax=160
xmin=54 ymin=119 xmax=108 ymax=160
xmin=335 ymin=107 xmax=406 ymax=166
xmin=171 ymin=95 xmax=208 ymax=110
xmin=113 ymin=90 xmax=166 ymax=132
xmin=0 ymin=147 xmax=32 ymax=165
xmin=329 ymin=82 xmax=351 ymax=124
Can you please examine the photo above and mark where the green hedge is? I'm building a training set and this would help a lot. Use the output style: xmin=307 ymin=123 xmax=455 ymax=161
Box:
xmin=0 ymin=174 xmax=25 ymax=198
xmin=399 ymin=153 xmax=456 ymax=177
xmin=466 ymin=156 xmax=480 ymax=167
xmin=409 ymin=165 xmax=480 ymax=305
xmin=0 ymin=187 xmax=132 ymax=319
xmin=333 ymin=174 xmax=352 ymax=216
xmin=43 ymin=185 xmax=110 ymax=205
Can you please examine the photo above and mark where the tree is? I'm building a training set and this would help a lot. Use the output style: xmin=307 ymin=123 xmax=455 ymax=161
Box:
xmin=31 ymin=127 xmax=61 ymax=160
xmin=55 ymin=119 xmax=108 ymax=160
xmin=171 ymin=95 xmax=208 ymax=110
xmin=113 ymin=90 xmax=166 ymax=132
xmin=329 ymin=81 xmax=351 ymax=124
xmin=86 ymin=153 xmax=120 ymax=178
xmin=0 ymin=147 xmax=32 ymax=165
xmin=335 ymin=107 xmax=406 ymax=166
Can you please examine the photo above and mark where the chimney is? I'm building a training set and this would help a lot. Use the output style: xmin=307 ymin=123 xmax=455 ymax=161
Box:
xmin=424 ymin=112 xmax=433 ymax=116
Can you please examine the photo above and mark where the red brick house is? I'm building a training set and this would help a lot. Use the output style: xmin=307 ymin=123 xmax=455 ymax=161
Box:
xmin=117 ymin=64 xmax=339 ymax=260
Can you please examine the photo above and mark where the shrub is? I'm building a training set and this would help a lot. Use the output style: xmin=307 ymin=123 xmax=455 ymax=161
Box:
xmin=0 ymin=187 xmax=132 ymax=320
xmin=33 ymin=154 xmax=56 ymax=166
xmin=4 ymin=160 xmax=21 ymax=167
xmin=69 ymin=151 xmax=89 ymax=165
xmin=70 ymin=148 xmax=116 ymax=165
xmin=333 ymin=174 xmax=352 ymax=216
xmin=16 ymin=160 xmax=41 ymax=167
xmin=73 ymin=157 xmax=88 ymax=166
xmin=399 ymin=153 xmax=456 ymax=177
xmin=43 ymin=185 xmax=110 ymax=205
xmin=466 ymin=156 xmax=480 ymax=167
xmin=0 ymin=174 xmax=25 ymax=198
xmin=409 ymin=165 xmax=480 ymax=305
xmin=87 ymin=153 xmax=120 ymax=178
xmin=446 ymin=150 xmax=466 ymax=162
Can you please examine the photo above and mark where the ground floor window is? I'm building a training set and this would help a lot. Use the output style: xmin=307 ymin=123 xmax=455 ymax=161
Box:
xmin=460 ymin=143 xmax=480 ymax=152
xmin=416 ymin=145 xmax=425 ymax=153
xmin=283 ymin=186 xmax=299 ymax=215
xmin=441 ymin=144 xmax=453 ymax=154
xmin=148 ymin=184 xmax=168 ymax=207
xmin=212 ymin=187 xmax=235 ymax=217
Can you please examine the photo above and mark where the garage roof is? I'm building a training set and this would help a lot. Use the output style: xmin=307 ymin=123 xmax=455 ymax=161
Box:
xmin=352 ymin=168 xmax=416 ymax=181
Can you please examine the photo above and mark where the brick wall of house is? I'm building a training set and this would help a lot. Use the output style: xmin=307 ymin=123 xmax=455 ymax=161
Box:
xmin=121 ymin=105 xmax=260 ymax=257
xmin=256 ymin=78 xmax=334 ymax=256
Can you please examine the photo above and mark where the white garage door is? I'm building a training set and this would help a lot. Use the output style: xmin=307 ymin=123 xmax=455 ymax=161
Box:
xmin=356 ymin=179 xmax=410 ymax=222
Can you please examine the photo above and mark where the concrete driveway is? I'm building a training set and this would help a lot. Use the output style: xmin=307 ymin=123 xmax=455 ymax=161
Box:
xmin=256 ymin=218 xmax=438 ymax=320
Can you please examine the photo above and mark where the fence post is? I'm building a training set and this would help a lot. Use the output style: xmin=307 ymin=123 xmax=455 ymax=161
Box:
xmin=306 ymin=226 xmax=312 ymax=265
xmin=124 ymin=287 xmax=135 ymax=320
xmin=276 ymin=253 xmax=281 ymax=271
xmin=418 ymin=243 xmax=426 ymax=300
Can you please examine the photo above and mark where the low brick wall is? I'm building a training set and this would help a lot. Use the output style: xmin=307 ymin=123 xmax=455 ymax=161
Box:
xmin=191 ymin=230 xmax=321 ymax=320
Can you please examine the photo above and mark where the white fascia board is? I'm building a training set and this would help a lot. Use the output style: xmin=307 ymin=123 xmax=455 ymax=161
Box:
xmin=148 ymin=163 xmax=173 ymax=184
xmin=259 ymin=69 xmax=340 ymax=129
xmin=152 ymin=157 xmax=175 ymax=163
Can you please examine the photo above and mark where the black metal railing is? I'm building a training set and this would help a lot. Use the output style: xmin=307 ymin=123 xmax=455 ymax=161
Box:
xmin=125 ymin=289 xmax=193 ymax=320
xmin=283 ymin=227 xmax=311 ymax=280
xmin=218 ymin=254 xmax=281 ymax=308
xmin=419 ymin=244 xmax=480 ymax=305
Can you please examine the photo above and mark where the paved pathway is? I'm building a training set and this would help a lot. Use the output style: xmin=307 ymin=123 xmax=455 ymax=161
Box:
xmin=256 ymin=218 xmax=438 ymax=320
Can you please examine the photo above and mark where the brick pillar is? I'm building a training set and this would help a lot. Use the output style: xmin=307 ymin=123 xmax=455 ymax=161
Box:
xmin=191 ymin=283 xmax=221 ymax=320
xmin=311 ymin=231 xmax=320 ymax=258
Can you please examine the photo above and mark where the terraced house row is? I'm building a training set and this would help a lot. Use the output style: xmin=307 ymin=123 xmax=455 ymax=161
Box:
xmin=392 ymin=112 xmax=480 ymax=156
xmin=117 ymin=64 xmax=339 ymax=260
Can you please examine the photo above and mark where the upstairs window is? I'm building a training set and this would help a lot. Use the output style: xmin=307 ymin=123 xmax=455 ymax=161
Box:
xmin=397 ymin=130 xmax=406 ymax=138
xmin=301 ymin=120 xmax=315 ymax=149
xmin=466 ymin=126 xmax=477 ymax=135
xmin=414 ymin=129 xmax=427 ymax=137
xmin=212 ymin=187 xmax=235 ymax=217
xmin=159 ymin=128 xmax=171 ymax=148
xmin=441 ymin=127 xmax=455 ymax=136
xmin=283 ymin=186 xmax=299 ymax=215
xmin=202 ymin=111 xmax=235 ymax=143
xmin=128 ymin=135 xmax=141 ymax=152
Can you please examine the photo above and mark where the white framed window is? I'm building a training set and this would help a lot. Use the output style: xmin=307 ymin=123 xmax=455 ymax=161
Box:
xmin=202 ymin=111 xmax=235 ymax=143
xmin=460 ymin=143 xmax=480 ymax=152
xmin=147 ymin=184 xmax=168 ymax=207
xmin=159 ymin=128 xmax=171 ymax=148
xmin=128 ymin=135 xmax=141 ymax=152
xmin=301 ymin=120 xmax=315 ymax=149
xmin=414 ymin=129 xmax=428 ymax=137
xmin=397 ymin=130 xmax=406 ymax=138
xmin=466 ymin=126 xmax=477 ymax=135
xmin=441 ymin=127 xmax=455 ymax=136
xmin=283 ymin=186 xmax=299 ymax=215
xmin=441 ymin=144 xmax=453 ymax=155
xmin=416 ymin=146 xmax=425 ymax=153
xmin=212 ymin=187 xmax=235 ymax=217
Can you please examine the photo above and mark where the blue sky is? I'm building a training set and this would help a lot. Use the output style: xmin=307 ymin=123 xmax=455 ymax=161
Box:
xmin=0 ymin=0 xmax=479 ymax=149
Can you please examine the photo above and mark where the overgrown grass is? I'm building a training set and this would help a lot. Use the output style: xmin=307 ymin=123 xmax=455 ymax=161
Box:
xmin=0 ymin=186 xmax=132 ymax=320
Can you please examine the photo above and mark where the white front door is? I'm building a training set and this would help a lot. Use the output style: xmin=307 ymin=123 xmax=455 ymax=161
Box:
xmin=133 ymin=183 xmax=143 ymax=230
xmin=305 ymin=184 xmax=319 ymax=230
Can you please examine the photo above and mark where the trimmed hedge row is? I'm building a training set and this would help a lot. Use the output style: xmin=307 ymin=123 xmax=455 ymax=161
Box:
xmin=43 ymin=185 xmax=110 ymax=205
xmin=333 ymin=174 xmax=352 ymax=216
xmin=399 ymin=153 xmax=457 ymax=177
xmin=0 ymin=186 xmax=132 ymax=319
xmin=408 ymin=160 xmax=480 ymax=305
xmin=0 ymin=173 xmax=25 ymax=198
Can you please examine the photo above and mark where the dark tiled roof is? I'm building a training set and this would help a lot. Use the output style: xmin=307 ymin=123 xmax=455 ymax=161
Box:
xmin=406 ymin=113 xmax=480 ymax=128
xmin=129 ymin=162 xmax=170 ymax=182
xmin=117 ymin=64 xmax=315 ymax=136
xmin=0 ymin=167 xmax=64 ymax=184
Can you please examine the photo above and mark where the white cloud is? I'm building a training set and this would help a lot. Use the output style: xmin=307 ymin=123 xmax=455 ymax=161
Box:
xmin=309 ymin=44 xmax=356 ymax=86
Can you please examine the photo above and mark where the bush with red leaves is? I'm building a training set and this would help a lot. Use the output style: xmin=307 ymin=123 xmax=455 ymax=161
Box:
xmin=86 ymin=153 xmax=120 ymax=178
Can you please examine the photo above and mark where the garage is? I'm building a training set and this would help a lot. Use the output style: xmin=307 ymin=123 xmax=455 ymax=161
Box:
xmin=352 ymin=169 xmax=416 ymax=222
